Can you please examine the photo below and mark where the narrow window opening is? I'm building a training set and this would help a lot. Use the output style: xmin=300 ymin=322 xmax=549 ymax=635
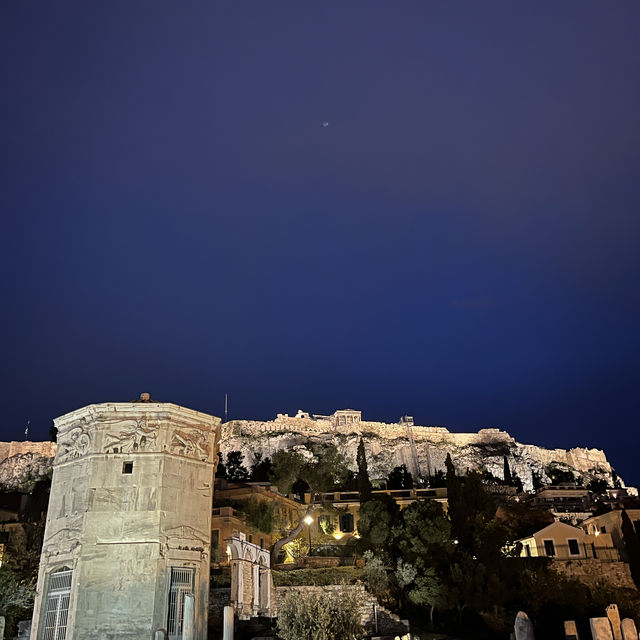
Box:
xmin=568 ymin=539 xmax=580 ymax=556
xmin=543 ymin=539 xmax=556 ymax=557
xmin=122 ymin=461 xmax=133 ymax=474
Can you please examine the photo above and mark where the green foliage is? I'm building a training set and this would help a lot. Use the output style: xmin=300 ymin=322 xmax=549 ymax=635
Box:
xmin=546 ymin=464 xmax=576 ymax=485
xmin=611 ymin=469 xmax=622 ymax=488
xmin=503 ymin=456 xmax=512 ymax=485
xmin=496 ymin=501 xmax=555 ymax=540
xmin=272 ymin=566 xmax=364 ymax=587
xmin=356 ymin=494 xmax=399 ymax=552
xmin=242 ymin=496 xmax=275 ymax=534
xmin=386 ymin=464 xmax=414 ymax=489
xmin=210 ymin=567 xmax=231 ymax=588
xmin=531 ymin=470 xmax=544 ymax=491
xmin=270 ymin=450 xmax=307 ymax=495
xmin=318 ymin=515 xmax=336 ymax=535
xmin=587 ymin=477 xmax=608 ymax=494
xmin=249 ymin=452 xmax=273 ymax=482
xmin=0 ymin=566 xmax=35 ymax=635
xmin=276 ymin=586 xmax=364 ymax=640
xmin=428 ymin=469 xmax=446 ymax=488
xmin=622 ymin=510 xmax=640 ymax=588
xmin=270 ymin=445 xmax=349 ymax=496
xmin=362 ymin=551 xmax=388 ymax=596
xmin=356 ymin=438 xmax=372 ymax=500
xmin=225 ymin=450 xmax=249 ymax=481
xmin=355 ymin=457 xmax=640 ymax=639
xmin=215 ymin=451 xmax=227 ymax=479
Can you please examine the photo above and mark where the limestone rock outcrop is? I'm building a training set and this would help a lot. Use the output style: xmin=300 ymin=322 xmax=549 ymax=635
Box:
xmin=0 ymin=410 xmax=625 ymax=493
xmin=0 ymin=442 xmax=56 ymax=491
xmin=220 ymin=412 xmax=621 ymax=492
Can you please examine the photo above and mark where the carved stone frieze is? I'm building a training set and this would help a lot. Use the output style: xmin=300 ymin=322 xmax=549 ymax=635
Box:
xmin=103 ymin=418 xmax=159 ymax=453
xmin=56 ymin=426 xmax=91 ymax=463
xmin=170 ymin=427 xmax=211 ymax=460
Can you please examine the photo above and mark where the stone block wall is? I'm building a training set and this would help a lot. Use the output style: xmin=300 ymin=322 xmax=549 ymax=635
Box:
xmin=551 ymin=559 xmax=636 ymax=590
xmin=0 ymin=441 xmax=56 ymax=462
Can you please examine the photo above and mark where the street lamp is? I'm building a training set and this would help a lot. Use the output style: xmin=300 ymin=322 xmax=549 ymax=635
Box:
xmin=304 ymin=515 xmax=313 ymax=555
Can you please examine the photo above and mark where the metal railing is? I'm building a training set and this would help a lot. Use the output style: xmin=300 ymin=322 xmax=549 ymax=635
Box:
xmin=527 ymin=543 xmax=620 ymax=562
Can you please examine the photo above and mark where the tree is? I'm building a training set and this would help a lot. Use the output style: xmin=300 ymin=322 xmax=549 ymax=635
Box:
xmin=225 ymin=451 xmax=249 ymax=482
xmin=249 ymin=453 xmax=273 ymax=482
xmin=0 ymin=566 xmax=35 ymax=636
xmin=531 ymin=470 xmax=544 ymax=491
xmin=511 ymin=472 xmax=524 ymax=493
xmin=242 ymin=496 xmax=275 ymax=534
xmin=215 ymin=451 xmax=227 ymax=480
xmin=269 ymin=445 xmax=350 ymax=564
xmin=503 ymin=456 xmax=512 ymax=485
xmin=621 ymin=510 xmax=640 ymax=588
xmin=611 ymin=469 xmax=622 ymax=488
xmin=356 ymin=437 xmax=373 ymax=501
xmin=386 ymin=465 xmax=414 ymax=490
xmin=587 ymin=478 xmax=608 ymax=495
xmin=363 ymin=550 xmax=389 ymax=597
xmin=276 ymin=586 xmax=364 ymax=640
xmin=428 ymin=469 xmax=446 ymax=488
xmin=546 ymin=465 xmax=576 ymax=485
xmin=357 ymin=493 xmax=399 ymax=552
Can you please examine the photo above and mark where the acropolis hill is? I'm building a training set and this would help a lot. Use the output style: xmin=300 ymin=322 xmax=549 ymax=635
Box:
xmin=221 ymin=409 xmax=621 ymax=492
xmin=0 ymin=407 xmax=625 ymax=493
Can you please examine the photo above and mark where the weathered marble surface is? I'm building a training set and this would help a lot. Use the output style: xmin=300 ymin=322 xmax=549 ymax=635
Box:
xmin=564 ymin=619 xmax=579 ymax=639
xmin=30 ymin=401 xmax=221 ymax=640
xmin=514 ymin=611 xmax=535 ymax=640
xmin=591 ymin=617 xmax=614 ymax=640
xmin=621 ymin=618 xmax=638 ymax=640
xmin=606 ymin=604 xmax=622 ymax=640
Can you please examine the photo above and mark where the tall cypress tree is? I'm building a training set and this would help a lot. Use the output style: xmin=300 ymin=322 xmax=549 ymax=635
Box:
xmin=357 ymin=437 xmax=373 ymax=501
xmin=503 ymin=456 xmax=513 ymax=485
xmin=445 ymin=453 xmax=462 ymax=540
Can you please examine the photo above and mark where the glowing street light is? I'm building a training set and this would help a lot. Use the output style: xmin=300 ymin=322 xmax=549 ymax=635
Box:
xmin=304 ymin=515 xmax=313 ymax=555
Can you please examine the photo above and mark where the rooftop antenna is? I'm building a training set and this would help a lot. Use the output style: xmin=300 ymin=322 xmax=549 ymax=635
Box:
xmin=224 ymin=393 xmax=229 ymax=422
xmin=25 ymin=420 xmax=30 ymax=441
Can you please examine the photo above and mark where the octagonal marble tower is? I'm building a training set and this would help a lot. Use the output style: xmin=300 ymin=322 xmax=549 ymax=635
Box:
xmin=30 ymin=396 xmax=221 ymax=640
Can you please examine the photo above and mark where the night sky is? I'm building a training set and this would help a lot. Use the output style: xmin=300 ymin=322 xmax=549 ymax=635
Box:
xmin=1 ymin=3 xmax=639 ymax=484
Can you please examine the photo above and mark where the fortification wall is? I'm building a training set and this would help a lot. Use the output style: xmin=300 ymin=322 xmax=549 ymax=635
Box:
xmin=220 ymin=414 xmax=618 ymax=492
xmin=0 ymin=441 xmax=56 ymax=462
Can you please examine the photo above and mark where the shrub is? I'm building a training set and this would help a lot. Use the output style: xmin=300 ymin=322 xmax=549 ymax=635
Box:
xmin=272 ymin=566 xmax=364 ymax=587
xmin=276 ymin=586 xmax=364 ymax=640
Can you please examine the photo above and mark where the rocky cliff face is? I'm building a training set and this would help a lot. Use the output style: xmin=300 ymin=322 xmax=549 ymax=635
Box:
xmin=0 ymin=447 xmax=55 ymax=491
xmin=0 ymin=415 xmax=623 ymax=494
xmin=220 ymin=413 xmax=622 ymax=492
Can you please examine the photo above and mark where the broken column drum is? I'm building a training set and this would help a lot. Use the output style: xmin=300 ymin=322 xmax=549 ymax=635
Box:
xmin=29 ymin=400 xmax=221 ymax=640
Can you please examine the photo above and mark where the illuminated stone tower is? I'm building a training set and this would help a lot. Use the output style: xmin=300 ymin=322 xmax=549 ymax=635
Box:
xmin=30 ymin=395 xmax=221 ymax=640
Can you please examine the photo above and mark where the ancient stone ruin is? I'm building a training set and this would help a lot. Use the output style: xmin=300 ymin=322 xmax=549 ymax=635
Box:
xmin=29 ymin=398 xmax=220 ymax=640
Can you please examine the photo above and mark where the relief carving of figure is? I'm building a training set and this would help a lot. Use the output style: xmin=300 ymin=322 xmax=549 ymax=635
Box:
xmin=103 ymin=419 xmax=158 ymax=453
xmin=170 ymin=428 xmax=210 ymax=460
xmin=57 ymin=427 xmax=91 ymax=462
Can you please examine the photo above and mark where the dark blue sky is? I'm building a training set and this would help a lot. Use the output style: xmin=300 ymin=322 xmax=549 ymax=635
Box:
xmin=1 ymin=3 xmax=639 ymax=483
